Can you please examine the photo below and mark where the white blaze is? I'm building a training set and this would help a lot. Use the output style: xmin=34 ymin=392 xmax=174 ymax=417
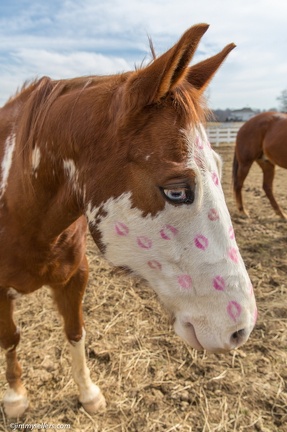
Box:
xmin=85 ymin=125 xmax=257 ymax=352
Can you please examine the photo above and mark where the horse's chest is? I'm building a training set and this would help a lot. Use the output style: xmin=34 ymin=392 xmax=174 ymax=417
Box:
xmin=0 ymin=221 xmax=85 ymax=291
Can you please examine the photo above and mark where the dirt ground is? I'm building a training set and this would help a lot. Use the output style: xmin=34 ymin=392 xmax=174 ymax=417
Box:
xmin=0 ymin=144 xmax=286 ymax=432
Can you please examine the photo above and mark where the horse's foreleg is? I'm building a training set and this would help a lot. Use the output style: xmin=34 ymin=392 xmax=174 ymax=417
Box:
xmin=256 ymin=159 xmax=286 ymax=219
xmin=69 ymin=326 xmax=106 ymax=413
xmin=234 ymin=162 xmax=253 ymax=217
xmin=0 ymin=289 xmax=29 ymax=418
xmin=51 ymin=256 xmax=106 ymax=414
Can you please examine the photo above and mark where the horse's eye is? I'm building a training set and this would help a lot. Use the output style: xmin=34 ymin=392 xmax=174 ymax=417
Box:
xmin=161 ymin=186 xmax=194 ymax=204
xmin=164 ymin=188 xmax=186 ymax=201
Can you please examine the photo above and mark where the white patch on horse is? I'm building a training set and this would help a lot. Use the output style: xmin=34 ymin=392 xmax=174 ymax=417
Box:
xmin=0 ymin=133 xmax=16 ymax=200
xmin=86 ymin=202 xmax=98 ymax=226
xmin=63 ymin=159 xmax=77 ymax=180
xmin=91 ymin=125 xmax=256 ymax=353
xmin=31 ymin=146 xmax=41 ymax=176
xmin=69 ymin=328 xmax=102 ymax=405
xmin=63 ymin=159 xmax=82 ymax=197
xmin=3 ymin=387 xmax=28 ymax=404
xmin=3 ymin=386 xmax=29 ymax=418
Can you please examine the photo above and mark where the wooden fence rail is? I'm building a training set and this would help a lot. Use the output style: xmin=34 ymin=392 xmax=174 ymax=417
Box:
xmin=206 ymin=123 xmax=243 ymax=146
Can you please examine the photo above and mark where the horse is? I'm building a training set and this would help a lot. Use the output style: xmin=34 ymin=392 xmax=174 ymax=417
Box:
xmin=233 ymin=111 xmax=287 ymax=219
xmin=0 ymin=24 xmax=257 ymax=418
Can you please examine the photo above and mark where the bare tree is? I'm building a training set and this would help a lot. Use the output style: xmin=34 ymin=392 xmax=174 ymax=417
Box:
xmin=277 ymin=89 xmax=287 ymax=112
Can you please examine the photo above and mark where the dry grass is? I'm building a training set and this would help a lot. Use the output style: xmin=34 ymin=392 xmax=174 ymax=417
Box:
xmin=0 ymin=145 xmax=287 ymax=431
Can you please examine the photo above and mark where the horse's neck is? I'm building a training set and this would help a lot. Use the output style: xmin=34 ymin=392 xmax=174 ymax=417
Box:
xmin=2 ymin=75 xmax=124 ymax=243
xmin=6 ymin=137 xmax=83 ymax=242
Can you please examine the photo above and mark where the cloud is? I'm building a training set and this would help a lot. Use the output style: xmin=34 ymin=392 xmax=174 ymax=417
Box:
xmin=1 ymin=0 xmax=287 ymax=109
xmin=0 ymin=49 xmax=132 ymax=105
xmin=12 ymin=49 xmax=131 ymax=77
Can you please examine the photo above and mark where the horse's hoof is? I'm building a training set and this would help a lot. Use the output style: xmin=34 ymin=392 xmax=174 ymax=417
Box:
xmin=81 ymin=391 xmax=106 ymax=414
xmin=238 ymin=210 xmax=249 ymax=219
xmin=3 ymin=389 xmax=29 ymax=418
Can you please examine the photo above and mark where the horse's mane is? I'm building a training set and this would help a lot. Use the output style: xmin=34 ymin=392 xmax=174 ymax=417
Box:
xmin=18 ymin=77 xmax=63 ymax=157
xmin=14 ymin=47 xmax=208 ymax=177
xmin=5 ymin=79 xmax=36 ymax=104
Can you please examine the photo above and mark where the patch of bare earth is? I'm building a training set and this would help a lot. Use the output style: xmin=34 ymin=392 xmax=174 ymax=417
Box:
xmin=0 ymin=144 xmax=286 ymax=432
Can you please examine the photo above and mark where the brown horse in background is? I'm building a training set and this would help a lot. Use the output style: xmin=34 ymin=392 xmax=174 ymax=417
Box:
xmin=233 ymin=111 xmax=287 ymax=219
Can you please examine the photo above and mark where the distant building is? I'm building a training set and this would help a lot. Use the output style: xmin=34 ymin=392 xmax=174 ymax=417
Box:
xmin=227 ymin=108 xmax=258 ymax=122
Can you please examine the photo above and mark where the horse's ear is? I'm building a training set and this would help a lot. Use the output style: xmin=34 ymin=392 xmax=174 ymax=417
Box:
xmin=187 ymin=43 xmax=236 ymax=93
xmin=126 ymin=24 xmax=209 ymax=107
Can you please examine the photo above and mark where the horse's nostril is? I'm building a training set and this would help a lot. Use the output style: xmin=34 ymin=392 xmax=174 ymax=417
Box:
xmin=230 ymin=328 xmax=246 ymax=346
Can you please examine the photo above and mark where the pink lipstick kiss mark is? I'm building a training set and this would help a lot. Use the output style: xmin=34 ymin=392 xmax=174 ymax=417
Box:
xmin=208 ymin=208 xmax=219 ymax=221
xmin=211 ymin=172 xmax=219 ymax=186
xmin=229 ymin=226 xmax=235 ymax=240
xmin=213 ymin=276 xmax=225 ymax=291
xmin=115 ymin=222 xmax=129 ymax=236
xmin=137 ymin=236 xmax=152 ymax=249
xmin=227 ymin=301 xmax=242 ymax=322
xmin=147 ymin=260 xmax=162 ymax=270
xmin=160 ymin=224 xmax=178 ymax=240
xmin=228 ymin=247 xmax=239 ymax=263
xmin=194 ymin=234 xmax=209 ymax=251
xmin=178 ymin=274 xmax=192 ymax=290
xmin=196 ymin=135 xmax=204 ymax=150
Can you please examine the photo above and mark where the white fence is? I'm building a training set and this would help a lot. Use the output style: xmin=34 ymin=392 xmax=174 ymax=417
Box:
xmin=206 ymin=122 xmax=243 ymax=146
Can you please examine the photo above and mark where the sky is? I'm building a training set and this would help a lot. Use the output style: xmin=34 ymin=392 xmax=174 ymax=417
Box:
xmin=0 ymin=0 xmax=287 ymax=111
